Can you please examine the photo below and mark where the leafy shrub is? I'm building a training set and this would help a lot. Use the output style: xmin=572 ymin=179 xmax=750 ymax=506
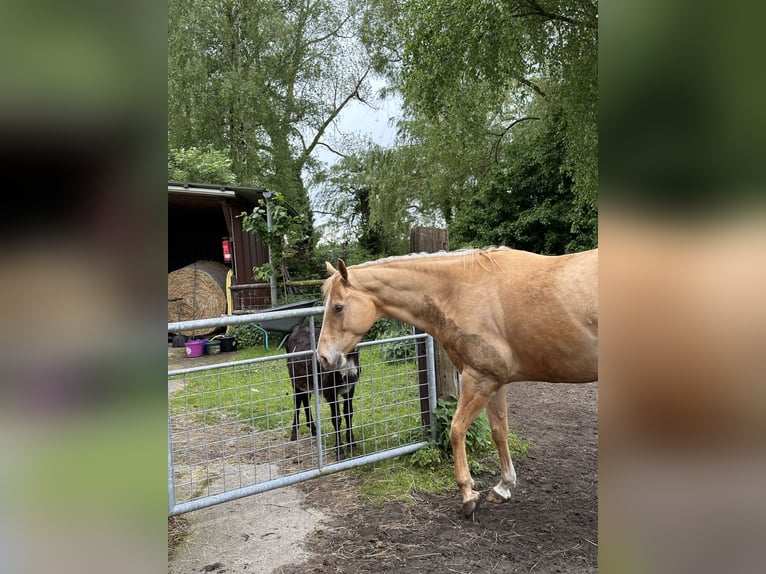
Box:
xmin=366 ymin=318 xmax=417 ymax=362
xmin=228 ymin=324 xmax=264 ymax=349
xmin=409 ymin=444 xmax=443 ymax=469
xmin=363 ymin=317 xmax=401 ymax=341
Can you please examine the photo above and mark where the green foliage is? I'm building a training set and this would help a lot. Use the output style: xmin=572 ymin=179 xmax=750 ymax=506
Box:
xmin=241 ymin=192 xmax=308 ymax=282
xmin=347 ymin=0 xmax=597 ymax=253
xmin=311 ymin=240 xmax=377 ymax=272
xmin=450 ymin=109 xmax=597 ymax=254
xmin=378 ymin=320 xmax=416 ymax=362
xmin=362 ymin=318 xmax=416 ymax=362
xmin=395 ymin=0 xmax=598 ymax=205
xmin=169 ymin=0 xmax=377 ymax=250
xmin=227 ymin=324 xmax=263 ymax=349
xmin=364 ymin=317 xmax=407 ymax=342
xmin=408 ymin=443 xmax=443 ymax=469
xmin=314 ymin=148 xmax=414 ymax=256
xmin=168 ymin=145 xmax=237 ymax=185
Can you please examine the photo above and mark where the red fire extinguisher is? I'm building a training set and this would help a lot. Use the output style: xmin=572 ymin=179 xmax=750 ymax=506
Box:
xmin=222 ymin=238 xmax=232 ymax=263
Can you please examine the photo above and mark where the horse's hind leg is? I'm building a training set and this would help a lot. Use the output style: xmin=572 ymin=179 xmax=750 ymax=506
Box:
xmin=485 ymin=387 xmax=517 ymax=504
xmin=450 ymin=371 xmax=494 ymax=516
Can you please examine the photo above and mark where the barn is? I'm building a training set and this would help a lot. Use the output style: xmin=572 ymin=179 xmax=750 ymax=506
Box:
xmin=168 ymin=181 xmax=299 ymax=330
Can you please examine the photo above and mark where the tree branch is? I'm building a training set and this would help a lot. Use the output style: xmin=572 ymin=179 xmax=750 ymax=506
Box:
xmin=302 ymin=67 xmax=371 ymax=161
xmin=491 ymin=116 xmax=540 ymax=163
xmin=516 ymin=0 xmax=595 ymax=28
xmin=305 ymin=13 xmax=353 ymax=46
xmin=315 ymin=141 xmax=349 ymax=158
xmin=516 ymin=76 xmax=546 ymax=98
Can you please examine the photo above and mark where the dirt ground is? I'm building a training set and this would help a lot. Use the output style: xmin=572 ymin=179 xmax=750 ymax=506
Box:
xmin=169 ymin=345 xmax=598 ymax=573
xmin=278 ymin=380 xmax=598 ymax=574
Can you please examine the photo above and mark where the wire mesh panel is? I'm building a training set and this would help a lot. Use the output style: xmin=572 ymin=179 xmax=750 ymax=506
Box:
xmin=168 ymin=311 xmax=435 ymax=516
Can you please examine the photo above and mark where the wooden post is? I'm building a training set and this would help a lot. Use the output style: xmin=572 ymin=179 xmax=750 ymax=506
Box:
xmin=410 ymin=227 xmax=459 ymax=428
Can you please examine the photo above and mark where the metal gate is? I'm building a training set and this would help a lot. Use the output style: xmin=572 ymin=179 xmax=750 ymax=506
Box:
xmin=168 ymin=307 xmax=437 ymax=516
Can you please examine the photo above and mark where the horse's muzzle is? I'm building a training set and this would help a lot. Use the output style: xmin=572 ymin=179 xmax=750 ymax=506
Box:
xmin=318 ymin=351 xmax=345 ymax=372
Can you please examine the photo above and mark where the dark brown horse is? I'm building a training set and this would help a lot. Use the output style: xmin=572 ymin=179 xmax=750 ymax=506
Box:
xmin=286 ymin=323 xmax=361 ymax=460
xmin=316 ymin=247 xmax=598 ymax=516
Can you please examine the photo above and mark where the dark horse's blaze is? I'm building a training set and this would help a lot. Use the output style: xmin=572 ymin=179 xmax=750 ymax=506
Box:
xmin=285 ymin=323 xmax=360 ymax=460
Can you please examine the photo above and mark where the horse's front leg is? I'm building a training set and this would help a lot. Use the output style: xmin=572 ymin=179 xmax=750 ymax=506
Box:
xmin=485 ymin=387 xmax=517 ymax=504
xmin=343 ymin=385 xmax=356 ymax=454
xmin=328 ymin=394 xmax=345 ymax=460
xmin=304 ymin=391 xmax=317 ymax=437
xmin=290 ymin=386 xmax=302 ymax=441
xmin=450 ymin=372 xmax=493 ymax=517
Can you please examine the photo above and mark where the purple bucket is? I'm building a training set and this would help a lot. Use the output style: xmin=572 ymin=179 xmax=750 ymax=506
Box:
xmin=185 ymin=340 xmax=205 ymax=358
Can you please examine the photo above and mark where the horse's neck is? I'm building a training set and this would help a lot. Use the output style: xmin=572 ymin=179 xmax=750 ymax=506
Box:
xmin=355 ymin=262 xmax=454 ymax=335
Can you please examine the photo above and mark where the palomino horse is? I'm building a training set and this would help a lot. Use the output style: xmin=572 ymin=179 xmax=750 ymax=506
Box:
xmin=317 ymin=247 xmax=598 ymax=516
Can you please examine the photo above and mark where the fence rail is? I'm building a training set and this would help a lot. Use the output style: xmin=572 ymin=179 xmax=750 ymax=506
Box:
xmin=168 ymin=307 xmax=436 ymax=516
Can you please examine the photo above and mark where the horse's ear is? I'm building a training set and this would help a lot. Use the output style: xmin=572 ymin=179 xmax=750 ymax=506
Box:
xmin=325 ymin=261 xmax=337 ymax=276
xmin=338 ymin=259 xmax=349 ymax=281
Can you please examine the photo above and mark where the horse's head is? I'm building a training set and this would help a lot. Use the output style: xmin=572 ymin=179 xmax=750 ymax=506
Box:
xmin=317 ymin=259 xmax=378 ymax=371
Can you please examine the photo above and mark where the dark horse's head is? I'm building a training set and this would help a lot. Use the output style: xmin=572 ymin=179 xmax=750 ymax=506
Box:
xmin=289 ymin=323 xmax=360 ymax=385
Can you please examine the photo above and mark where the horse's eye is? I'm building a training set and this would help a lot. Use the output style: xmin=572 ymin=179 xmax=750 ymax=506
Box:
xmin=333 ymin=304 xmax=345 ymax=314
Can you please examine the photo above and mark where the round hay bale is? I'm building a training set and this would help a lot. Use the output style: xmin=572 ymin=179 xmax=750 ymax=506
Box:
xmin=168 ymin=260 xmax=230 ymax=337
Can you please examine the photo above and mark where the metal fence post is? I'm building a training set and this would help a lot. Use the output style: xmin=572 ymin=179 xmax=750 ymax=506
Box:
xmin=168 ymin=416 xmax=177 ymax=516
xmin=425 ymin=335 xmax=438 ymax=442
xmin=308 ymin=315 xmax=324 ymax=468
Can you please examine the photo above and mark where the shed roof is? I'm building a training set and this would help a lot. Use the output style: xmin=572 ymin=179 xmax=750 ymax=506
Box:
xmin=167 ymin=181 xmax=299 ymax=216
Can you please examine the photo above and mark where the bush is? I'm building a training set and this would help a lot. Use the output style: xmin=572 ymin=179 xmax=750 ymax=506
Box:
xmin=228 ymin=324 xmax=264 ymax=349
xmin=368 ymin=318 xmax=416 ymax=363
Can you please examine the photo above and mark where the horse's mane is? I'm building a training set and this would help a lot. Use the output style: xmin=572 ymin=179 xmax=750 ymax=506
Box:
xmin=323 ymin=247 xmax=510 ymax=296
xmin=354 ymin=246 xmax=508 ymax=268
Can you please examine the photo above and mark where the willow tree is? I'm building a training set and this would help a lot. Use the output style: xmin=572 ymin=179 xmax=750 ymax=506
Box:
xmin=351 ymin=0 xmax=597 ymax=250
xmin=169 ymin=0 xmax=375 ymax=246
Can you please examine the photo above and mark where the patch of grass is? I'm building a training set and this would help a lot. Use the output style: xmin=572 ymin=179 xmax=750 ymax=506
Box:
xmin=354 ymin=455 xmax=456 ymax=505
xmin=169 ymin=342 xmax=428 ymax=455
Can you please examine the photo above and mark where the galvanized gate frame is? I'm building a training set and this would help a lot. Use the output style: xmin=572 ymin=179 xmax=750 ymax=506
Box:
xmin=168 ymin=307 xmax=437 ymax=516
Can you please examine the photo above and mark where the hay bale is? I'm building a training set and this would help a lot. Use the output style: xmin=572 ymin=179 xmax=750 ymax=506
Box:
xmin=168 ymin=260 xmax=230 ymax=336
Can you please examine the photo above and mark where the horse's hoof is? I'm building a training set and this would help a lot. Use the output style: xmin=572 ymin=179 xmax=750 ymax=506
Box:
xmin=289 ymin=432 xmax=297 ymax=442
xmin=462 ymin=493 xmax=483 ymax=517
xmin=486 ymin=488 xmax=511 ymax=504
